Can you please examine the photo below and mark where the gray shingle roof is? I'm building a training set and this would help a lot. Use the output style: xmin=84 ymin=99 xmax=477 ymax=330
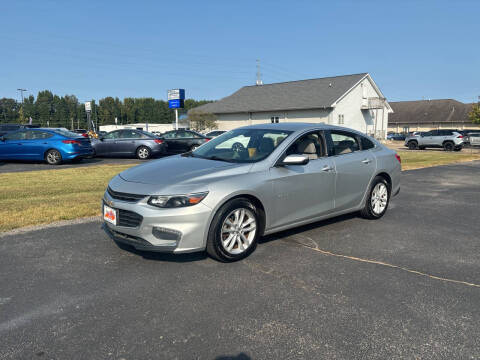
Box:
xmin=389 ymin=99 xmax=474 ymax=124
xmin=191 ymin=73 xmax=368 ymax=114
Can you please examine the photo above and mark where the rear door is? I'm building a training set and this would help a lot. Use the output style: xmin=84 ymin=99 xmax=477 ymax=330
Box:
xmin=23 ymin=130 xmax=53 ymax=159
xmin=326 ymin=130 xmax=376 ymax=211
xmin=116 ymin=130 xmax=143 ymax=155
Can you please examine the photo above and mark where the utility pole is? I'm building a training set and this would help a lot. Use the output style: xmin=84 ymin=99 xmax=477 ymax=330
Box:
xmin=17 ymin=88 xmax=27 ymax=123
xmin=256 ymin=59 xmax=263 ymax=86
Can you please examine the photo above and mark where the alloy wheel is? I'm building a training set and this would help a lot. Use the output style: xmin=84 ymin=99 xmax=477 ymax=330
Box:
xmin=371 ymin=183 xmax=388 ymax=215
xmin=138 ymin=148 xmax=150 ymax=159
xmin=220 ymin=208 xmax=257 ymax=255
xmin=47 ymin=151 xmax=60 ymax=164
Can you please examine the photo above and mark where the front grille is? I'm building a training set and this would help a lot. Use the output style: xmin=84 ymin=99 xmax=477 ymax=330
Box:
xmin=118 ymin=209 xmax=143 ymax=228
xmin=107 ymin=187 xmax=146 ymax=203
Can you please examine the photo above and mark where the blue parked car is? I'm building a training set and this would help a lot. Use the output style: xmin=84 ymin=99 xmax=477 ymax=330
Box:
xmin=0 ymin=128 xmax=94 ymax=165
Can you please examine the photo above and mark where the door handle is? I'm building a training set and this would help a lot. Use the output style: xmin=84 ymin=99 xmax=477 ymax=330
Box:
xmin=362 ymin=159 xmax=371 ymax=164
xmin=322 ymin=165 xmax=333 ymax=172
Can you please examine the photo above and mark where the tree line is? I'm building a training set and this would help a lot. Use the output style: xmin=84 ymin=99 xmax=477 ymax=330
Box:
xmin=0 ymin=90 xmax=212 ymax=129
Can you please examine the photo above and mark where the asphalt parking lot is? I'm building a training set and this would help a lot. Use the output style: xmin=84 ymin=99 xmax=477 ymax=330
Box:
xmin=0 ymin=157 xmax=144 ymax=173
xmin=1 ymin=162 xmax=479 ymax=359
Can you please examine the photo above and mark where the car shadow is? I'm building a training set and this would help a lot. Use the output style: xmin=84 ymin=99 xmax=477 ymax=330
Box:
xmin=215 ymin=353 xmax=252 ymax=360
xmin=258 ymin=212 xmax=358 ymax=245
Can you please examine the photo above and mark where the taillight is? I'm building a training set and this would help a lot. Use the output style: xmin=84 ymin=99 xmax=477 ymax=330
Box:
xmin=154 ymin=139 xmax=163 ymax=144
xmin=395 ymin=154 xmax=401 ymax=163
xmin=62 ymin=140 xmax=81 ymax=145
xmin=205 ymin=138 xmax=211 ymax=142
xmin=82 ymin=133 xmax=88 ymax=137
xmin=457 ymin=135 xmax=463 ymax=138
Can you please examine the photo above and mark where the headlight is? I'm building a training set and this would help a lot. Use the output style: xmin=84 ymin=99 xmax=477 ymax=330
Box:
xmin=148 ymin=192 xmax=209 ymax=208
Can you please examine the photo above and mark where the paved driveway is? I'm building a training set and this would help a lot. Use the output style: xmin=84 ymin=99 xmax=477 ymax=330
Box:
xmin=1 ymin=162 xmax=479 ymax=359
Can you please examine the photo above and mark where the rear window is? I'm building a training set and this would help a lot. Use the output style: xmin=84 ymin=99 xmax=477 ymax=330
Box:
xmin=53 ymin=129 xmax=83 ymax=138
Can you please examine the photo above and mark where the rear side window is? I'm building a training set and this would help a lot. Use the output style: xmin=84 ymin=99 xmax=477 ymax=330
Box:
xmin=27 ymin=131 xmax=53 ymax=139
xmin=360 ymin=136 xmax=375 ymax=150
xmin=120 ymin=130 xmax=142 ymax=139
xmin=328 ymin=131 xmax=360 ymax=156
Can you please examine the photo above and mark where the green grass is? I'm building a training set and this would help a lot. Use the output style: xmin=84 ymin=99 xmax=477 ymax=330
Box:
xmin=0 ymin=164 xmax=135 ymax=232
xmin=398 ymin=151 xmax=480 ymax=170
xmin=1 ymin=151 xmax=479 ymax=232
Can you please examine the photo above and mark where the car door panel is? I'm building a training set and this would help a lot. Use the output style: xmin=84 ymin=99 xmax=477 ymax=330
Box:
xmin=270 ymin=157 xmax=336 ymax=228
xmin=332 ymin=151 xmax=375 ymax=211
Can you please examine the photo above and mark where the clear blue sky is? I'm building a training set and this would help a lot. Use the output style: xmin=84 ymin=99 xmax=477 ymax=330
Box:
xmin=2 ymin=0 xmax=479 ymax=103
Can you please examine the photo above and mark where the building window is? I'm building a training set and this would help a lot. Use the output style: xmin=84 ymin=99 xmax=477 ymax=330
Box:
xmin=338 ymin=114 xmax=344 ymax=125
xmin=270 ymin=116 xmax=279 ymax=123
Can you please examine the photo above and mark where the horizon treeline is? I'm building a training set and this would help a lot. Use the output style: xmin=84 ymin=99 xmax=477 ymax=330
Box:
xmin=0 ymin=91 xmax=212 ymax=129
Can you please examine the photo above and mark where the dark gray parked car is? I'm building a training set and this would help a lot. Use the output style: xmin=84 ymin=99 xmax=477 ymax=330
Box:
xmin=161 ymin=130 xmax=211 ymax=154
xmin=91 ymin=129 xmax=167 ymax=159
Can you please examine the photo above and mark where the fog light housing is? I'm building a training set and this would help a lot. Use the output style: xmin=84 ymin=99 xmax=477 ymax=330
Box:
xmin=152 ymin=227 xmax=182 ymax=241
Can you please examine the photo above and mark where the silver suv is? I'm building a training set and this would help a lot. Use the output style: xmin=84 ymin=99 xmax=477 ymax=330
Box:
xmin=404 ymin=129 xmax=464 ymax=151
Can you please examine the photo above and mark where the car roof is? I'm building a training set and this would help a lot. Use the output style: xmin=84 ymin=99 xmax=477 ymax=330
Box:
xmin=236 ymin=122 xmax=365 ymax=134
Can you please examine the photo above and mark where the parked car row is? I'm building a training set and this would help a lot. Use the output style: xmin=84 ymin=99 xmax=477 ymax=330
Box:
xmin=0 ymin=127 xmax=213 ymax=164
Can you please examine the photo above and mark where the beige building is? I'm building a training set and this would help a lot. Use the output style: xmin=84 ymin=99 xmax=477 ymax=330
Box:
xmin=388 ymin=99 xmax=479 ymax=133
xmin=191 ymin=73 xmax=393 ymax=139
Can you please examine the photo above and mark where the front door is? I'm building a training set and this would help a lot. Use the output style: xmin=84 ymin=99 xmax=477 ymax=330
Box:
xmin=270 ymin=131 xmax=335 ymax=229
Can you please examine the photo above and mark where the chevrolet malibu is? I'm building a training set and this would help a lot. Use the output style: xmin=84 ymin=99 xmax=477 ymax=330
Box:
xmin=103 ymin=123 xmax=401 ymax=262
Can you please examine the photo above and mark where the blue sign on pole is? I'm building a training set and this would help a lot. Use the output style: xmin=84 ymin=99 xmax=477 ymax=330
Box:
xmin=168 ymin=99 xmax=184 ymax=109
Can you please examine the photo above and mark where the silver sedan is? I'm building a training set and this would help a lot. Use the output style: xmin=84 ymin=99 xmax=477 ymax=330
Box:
xmin=102 ymin=123 xmax=401 ymax=262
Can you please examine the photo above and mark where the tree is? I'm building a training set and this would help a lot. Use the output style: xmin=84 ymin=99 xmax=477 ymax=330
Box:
xmin=468 ymin=104 xmax=480 ymax=124
xmin=188 ymin=111 xmax=218 ymax=132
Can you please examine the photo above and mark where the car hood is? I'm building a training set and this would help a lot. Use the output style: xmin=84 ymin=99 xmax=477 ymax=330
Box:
xmin=118 ymin=155 xmax=250 ymax=190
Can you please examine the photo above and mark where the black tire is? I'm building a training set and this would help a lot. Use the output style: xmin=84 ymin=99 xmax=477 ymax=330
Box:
xmin=136 ymin=146 xmax=151 ymax=160
xmin=443 ymin=142 xmax=454 ymax=151
xmin=454 ymin=146 xmax=462 ymax=152
xmin=206 ymin=198 xmax=260 ymax=262
xmin=71 ymin=157 xmax=83 ymax=163
xmin=360 ymin=176 xmax=391 ymax=220
xmin=408 ymin=141 xmax=418 ymax=150
xmin=45 ymin=149 xmax=62 ymax=165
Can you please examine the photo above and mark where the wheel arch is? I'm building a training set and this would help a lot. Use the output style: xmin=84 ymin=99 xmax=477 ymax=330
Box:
xmin=203 ymin=192 xmax=268 ymax=249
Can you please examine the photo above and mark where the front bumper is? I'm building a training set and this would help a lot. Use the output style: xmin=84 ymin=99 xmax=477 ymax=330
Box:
xmin=102 ymin=190 xmax=213 ymax=253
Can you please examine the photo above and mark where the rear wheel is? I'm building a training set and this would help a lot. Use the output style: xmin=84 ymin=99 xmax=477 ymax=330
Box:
xmin=136 ymin=146 xmax=151 ymax=160
xmin=443 ymin=142 xmax=454 ymax=151
xmin=408 ymin=141 xmax=418 ymax=150
xmin=45 ymin=149 xmax=62 ymax=165
xmin=206 ymin=198 xmax=259 ymax=262
xmin=360 ymin=176 xmax=390 ymax=219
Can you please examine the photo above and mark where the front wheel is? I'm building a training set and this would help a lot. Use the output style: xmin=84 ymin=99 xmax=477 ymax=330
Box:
xmin=136 ymin=146 xmax=151 ymax=160
xmin=360 ymin=176 xmax=390 ymax=219
xmin=45 ymin=149 xmax=62 ymax=165
xmin=206 ymin=198 xmax=260 ymax=262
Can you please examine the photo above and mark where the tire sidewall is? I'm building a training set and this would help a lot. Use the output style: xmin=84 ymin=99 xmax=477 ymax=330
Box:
xmin=408 ymin=141 xmax=418 ymax=150
xmin=208 ymin=198 xmax=259 ymax=262
xmin=137 ymin=146 xmax=151 ymax=160
xmin=443 ymin=142 xmax=454 ymax=151
xmin=366 ymin=177 xmax=390 ymax=219
xmin=46 ymin=149 xmax=62 ymax=165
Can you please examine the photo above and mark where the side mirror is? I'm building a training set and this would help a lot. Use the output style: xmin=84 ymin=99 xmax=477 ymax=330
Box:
xmin=278 ymin=154 xmax=309 ymax=166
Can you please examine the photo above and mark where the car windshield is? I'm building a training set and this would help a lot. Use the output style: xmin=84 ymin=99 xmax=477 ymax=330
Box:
xmin=191 ymin=128 xmax=292 ymax=163
xmin=53 ymin=129 xmax=83 ymax=138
